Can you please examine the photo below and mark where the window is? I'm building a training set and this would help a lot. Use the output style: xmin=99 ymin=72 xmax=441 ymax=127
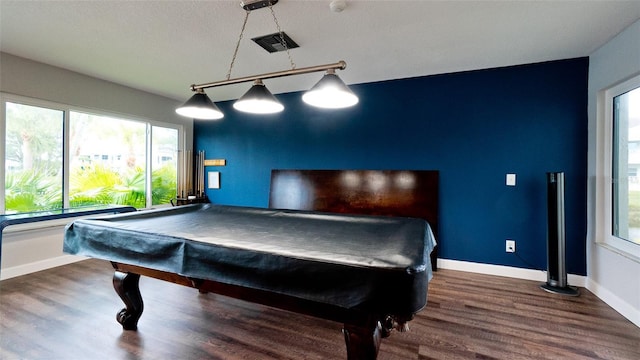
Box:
xmin=612 ymin=86 xmax=640 ymax=245
xmin=3 ymin=102 xmax=64 ymax=213
xmin=1 ymin=94 xmax=181 ymax=214
xmin=151 ymin=126 xmax=178 ymax=206
xmin=68 ymin=111 xmax=148 ymax=208
xmin=598 ymin=74 xmax=640 ymax=259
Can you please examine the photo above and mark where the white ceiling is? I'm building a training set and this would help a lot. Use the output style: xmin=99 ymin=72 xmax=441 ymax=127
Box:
xmin=1 ymin=0 xmax=639 ymax=103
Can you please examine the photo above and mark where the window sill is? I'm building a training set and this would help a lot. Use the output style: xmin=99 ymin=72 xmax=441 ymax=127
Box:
xmin=2 ymin=218 xmax=72 ymax=234
xmin=596 ymin=240 xmax=640 ymax=264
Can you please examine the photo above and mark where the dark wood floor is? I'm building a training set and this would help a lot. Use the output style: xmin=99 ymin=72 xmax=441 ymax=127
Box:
xmin=1 ymin=259 xmax=638 ymax=360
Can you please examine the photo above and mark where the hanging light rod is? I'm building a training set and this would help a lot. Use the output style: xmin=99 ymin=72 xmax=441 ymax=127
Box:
xmin=189 ymin=60 xmax=347 ymax=92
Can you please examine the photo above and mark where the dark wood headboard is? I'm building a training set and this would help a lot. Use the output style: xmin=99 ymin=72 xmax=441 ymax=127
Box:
xmin=269 ymin=169 xmax=439 ymax=270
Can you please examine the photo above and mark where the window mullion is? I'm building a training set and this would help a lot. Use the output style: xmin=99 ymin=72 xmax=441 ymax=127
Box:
xmin=63 ymin=109 xmax=70 ymax=208
xmin=0 ymin=98 xmax=6 ymax=214
xmin=146 ymin=124 xmax=153 ymax=208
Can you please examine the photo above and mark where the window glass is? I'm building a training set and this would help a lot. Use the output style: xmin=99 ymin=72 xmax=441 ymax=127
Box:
xmin=151 ymin=126 xmax=178 ymax=205
xmin=69 ymin=111 xmax=147 ymax=208
xmin=612 ymin=87 xmax=640 ymax=245
xmin=4 ymin=102 xmax=63 ymax=213
xmin=2 ymin=96 xmax=181 ymax=214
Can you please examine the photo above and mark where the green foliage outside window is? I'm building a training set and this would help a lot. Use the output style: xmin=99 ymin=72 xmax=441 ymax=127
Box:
xmin=4 ymin=164 xmax=177 ymax=214
xmin=4 ymin=169 xmax=61 ymax=213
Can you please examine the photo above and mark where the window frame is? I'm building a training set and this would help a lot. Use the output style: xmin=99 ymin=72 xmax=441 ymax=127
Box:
xmin=596 ymin=73 xmax=640 ymax=261
xmin=1 ymin=92 xmax=183 ymax=214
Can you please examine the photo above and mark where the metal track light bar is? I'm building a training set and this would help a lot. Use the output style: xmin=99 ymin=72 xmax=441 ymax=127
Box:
xmin=189 ymin=61 xmax=347 ymax=92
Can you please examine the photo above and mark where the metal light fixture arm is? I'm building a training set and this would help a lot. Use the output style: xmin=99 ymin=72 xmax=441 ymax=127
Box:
xmin=189 ymin=61 xmax=347 ymax=92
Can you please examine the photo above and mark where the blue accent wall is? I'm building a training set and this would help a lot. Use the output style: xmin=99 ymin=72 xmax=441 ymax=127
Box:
xmin=194 ymin=58 xmax=589 ymax=275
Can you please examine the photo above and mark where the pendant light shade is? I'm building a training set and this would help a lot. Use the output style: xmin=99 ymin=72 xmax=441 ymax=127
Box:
xmin=233 ymin=79 xmax=284 ymax=114
xmin=302 ymin=70 xmax=358 ymax=109
xmin=175 ymin=90 xmax=224 ymax=120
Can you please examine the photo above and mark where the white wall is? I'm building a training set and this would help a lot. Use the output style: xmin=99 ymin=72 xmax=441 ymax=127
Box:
xmin=1 ymin=223 xmax=81 ymax=280
xmin=0 ymin=53 xmax=194 ymax=279
xmin=587 ymin=20 xmax=640 ymax=327
xmin=0 ymin=52 xmax=192 ymax=135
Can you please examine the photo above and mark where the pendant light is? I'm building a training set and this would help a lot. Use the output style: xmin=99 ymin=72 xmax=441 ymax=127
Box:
xmin=175 ymin=89 xmax=224 ymax=120
xmin=302 ymin=69 xmax=359 ymax=109
xmin=233 ymin=79 xmax=284 ymax=114
xmin=175 ymin=0 xmax=359 ymax=119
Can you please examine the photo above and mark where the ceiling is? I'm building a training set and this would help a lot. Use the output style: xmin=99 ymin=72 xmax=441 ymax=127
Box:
xmin=1 ymin=1 xmax=639 ymax=103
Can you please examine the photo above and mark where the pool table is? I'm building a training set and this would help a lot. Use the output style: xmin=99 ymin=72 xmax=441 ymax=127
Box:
xmin=64 ymin=203 xmax=435 ymax=359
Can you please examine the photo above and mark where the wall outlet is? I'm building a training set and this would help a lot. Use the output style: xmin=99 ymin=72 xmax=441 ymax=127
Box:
xmin=506 ymin=240 xmax=515 ymax=253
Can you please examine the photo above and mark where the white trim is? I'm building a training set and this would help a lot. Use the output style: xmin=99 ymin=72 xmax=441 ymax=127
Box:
xmin=596 ymin=73 xmax=640 ymax=260
xmin=587 ymin=277 xmax=640 ymax=328
xmin=146 ymin=124 xmax=153 ymax=207
xmin=437 ymin=258 xmax=587 ymax=287
xmin=0 ymin=98 xmax=5 ymax=212
xmin=2 ymin=218 xmax=70 ymax=234
xmin=63 ymin=108 xmax=71 ymax=207
xmin=0 ymin=254 xmax=86 ymax=281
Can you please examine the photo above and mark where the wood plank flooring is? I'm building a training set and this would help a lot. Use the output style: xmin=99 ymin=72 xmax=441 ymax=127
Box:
xmin=1 ymin=259 xmax=638 ymax=359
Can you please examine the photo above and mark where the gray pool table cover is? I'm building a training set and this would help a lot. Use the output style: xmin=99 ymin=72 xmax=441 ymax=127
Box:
xmin=64 ymin=204 xmax=435 ymax=315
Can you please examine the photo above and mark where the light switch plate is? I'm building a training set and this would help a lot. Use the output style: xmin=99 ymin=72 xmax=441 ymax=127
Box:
xmin=208 ymin=171 xmax=220 ymax=189
xmin=506 ymin=173 xmax=516 ymax=186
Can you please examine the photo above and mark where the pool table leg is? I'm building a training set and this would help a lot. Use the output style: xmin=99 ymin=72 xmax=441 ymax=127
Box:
xmin=342 ymin=320 xmax=382 ymax=360
xmin=113 ymin=271 xmax=143 ymax=331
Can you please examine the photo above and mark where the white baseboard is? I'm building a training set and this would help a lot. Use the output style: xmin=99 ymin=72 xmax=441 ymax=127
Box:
xmin=437 ymin=258 xmax=587 ymax=287
xmin=0 ymin=254 xmax=86 ymax=281
xmin=586 ymin=277 xmax=640 ymax=328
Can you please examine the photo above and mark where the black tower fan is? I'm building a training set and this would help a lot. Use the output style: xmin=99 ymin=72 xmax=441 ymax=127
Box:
xmin=540 ymin=172 xmax=579 ymax=296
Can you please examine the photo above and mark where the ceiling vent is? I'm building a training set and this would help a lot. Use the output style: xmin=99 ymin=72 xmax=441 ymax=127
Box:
xmin=241 ymin=0 xmax=278 ymax=11
xmin=252 ymin=32 xmax=299 ymax=53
